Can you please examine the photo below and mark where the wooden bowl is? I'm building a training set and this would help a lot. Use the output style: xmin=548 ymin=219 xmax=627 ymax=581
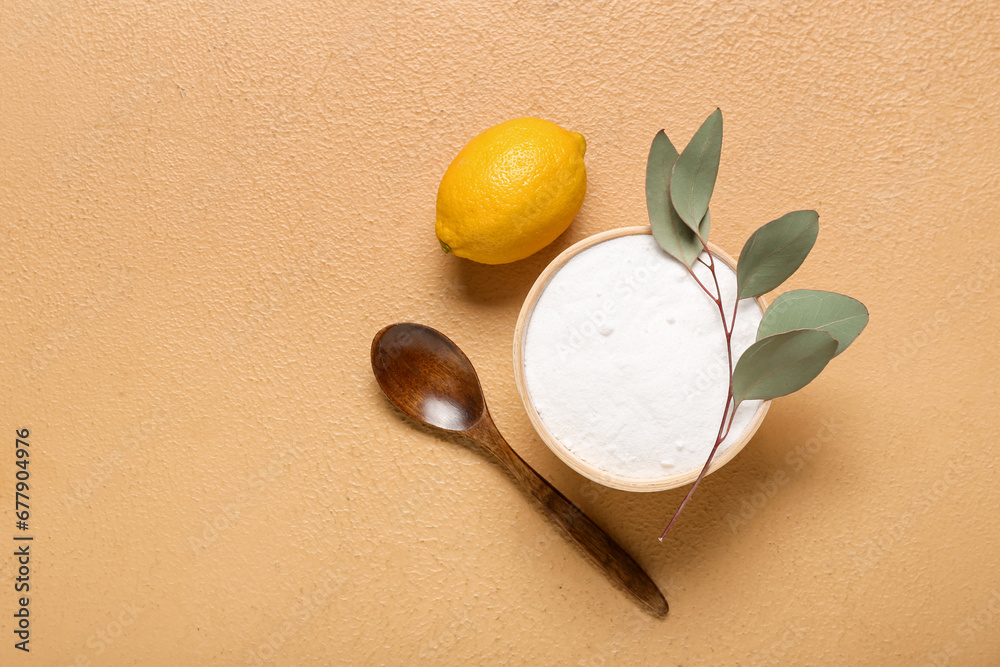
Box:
xmin=513 ymin=226 xmax=771 ymax=492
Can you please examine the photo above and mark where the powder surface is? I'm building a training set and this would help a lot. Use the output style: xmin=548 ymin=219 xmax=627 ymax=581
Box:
xmin=522 ymin=234 xmax=763 ymax=482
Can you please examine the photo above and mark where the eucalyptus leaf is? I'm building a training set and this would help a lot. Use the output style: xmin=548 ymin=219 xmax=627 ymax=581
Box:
xmin=670 ymin=108 xmax=723 ymax=233
xmin=732 ymin=329 xmax=837 ymax=406
xmin=698 ymin=209 xmax=711 ymax=240
xmin=646 ymin=130 xmax=703 ymax=267
xmin=736 ymin=210 xmax=819 ymax=299
xmin=757 ymin=289 xmax=869 ymax=356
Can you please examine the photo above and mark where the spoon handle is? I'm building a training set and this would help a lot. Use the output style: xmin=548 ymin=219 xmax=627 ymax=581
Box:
xmin=471 ymin=420 xmax=668 ymax=616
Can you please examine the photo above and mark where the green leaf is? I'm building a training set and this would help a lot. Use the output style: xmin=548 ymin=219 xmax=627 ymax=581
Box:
xmin=757 ymin=289 xmax=869 ymax=356
xmin=646 ymin=130 xmax=703 ymax=267
xmin=732 ymin=329 xmax=837 ymax=405
xmin=698 ymin=209 xmax=711 ymax=240
xmin=736 ymin=210 xmax=819 ymax=299
xmin=670 ymin=108 xmax=723 ymax=233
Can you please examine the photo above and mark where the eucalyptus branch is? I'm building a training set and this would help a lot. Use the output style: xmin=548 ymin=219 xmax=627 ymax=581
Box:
xmin=661 ymin=238 xmax=740 ymax=540
xmin=646 ymin=109 xmax=868 ymax=540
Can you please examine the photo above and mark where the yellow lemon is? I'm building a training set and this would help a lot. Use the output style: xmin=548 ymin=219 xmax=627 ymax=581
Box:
xmin=435 ymin=118 xmax=587 ymax=264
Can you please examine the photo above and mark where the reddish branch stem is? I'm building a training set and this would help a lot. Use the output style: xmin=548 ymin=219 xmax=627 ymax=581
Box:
xmin=660 ymin=244 xmax=740 ymax=540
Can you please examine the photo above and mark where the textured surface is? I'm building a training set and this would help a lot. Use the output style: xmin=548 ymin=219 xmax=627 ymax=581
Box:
xmin=2 ymin=0 xmax=999 ymax=664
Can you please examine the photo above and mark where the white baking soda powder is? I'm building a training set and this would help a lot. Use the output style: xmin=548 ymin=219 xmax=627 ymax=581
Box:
xmin=522 ymin=233 xmax=764 ymax=482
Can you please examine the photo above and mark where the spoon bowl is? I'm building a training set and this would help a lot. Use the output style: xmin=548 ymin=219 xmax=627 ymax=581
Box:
xmin=372 ymin=322 xmax=669 ymax=616
xmin=372 ymin=323 xmax=485 ymax=431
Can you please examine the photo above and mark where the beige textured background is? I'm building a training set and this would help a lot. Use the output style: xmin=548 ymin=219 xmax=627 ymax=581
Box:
xmin=2 ymin=0 xmax=999 ymax=664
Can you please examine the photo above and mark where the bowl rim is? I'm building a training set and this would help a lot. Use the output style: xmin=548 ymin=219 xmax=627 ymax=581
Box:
xmin=512 ymin=225 xmax=772 ymax=492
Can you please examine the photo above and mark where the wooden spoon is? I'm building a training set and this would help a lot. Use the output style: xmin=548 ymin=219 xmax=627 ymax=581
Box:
xmin=371 ymin=322 xmax=668 ymax=616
